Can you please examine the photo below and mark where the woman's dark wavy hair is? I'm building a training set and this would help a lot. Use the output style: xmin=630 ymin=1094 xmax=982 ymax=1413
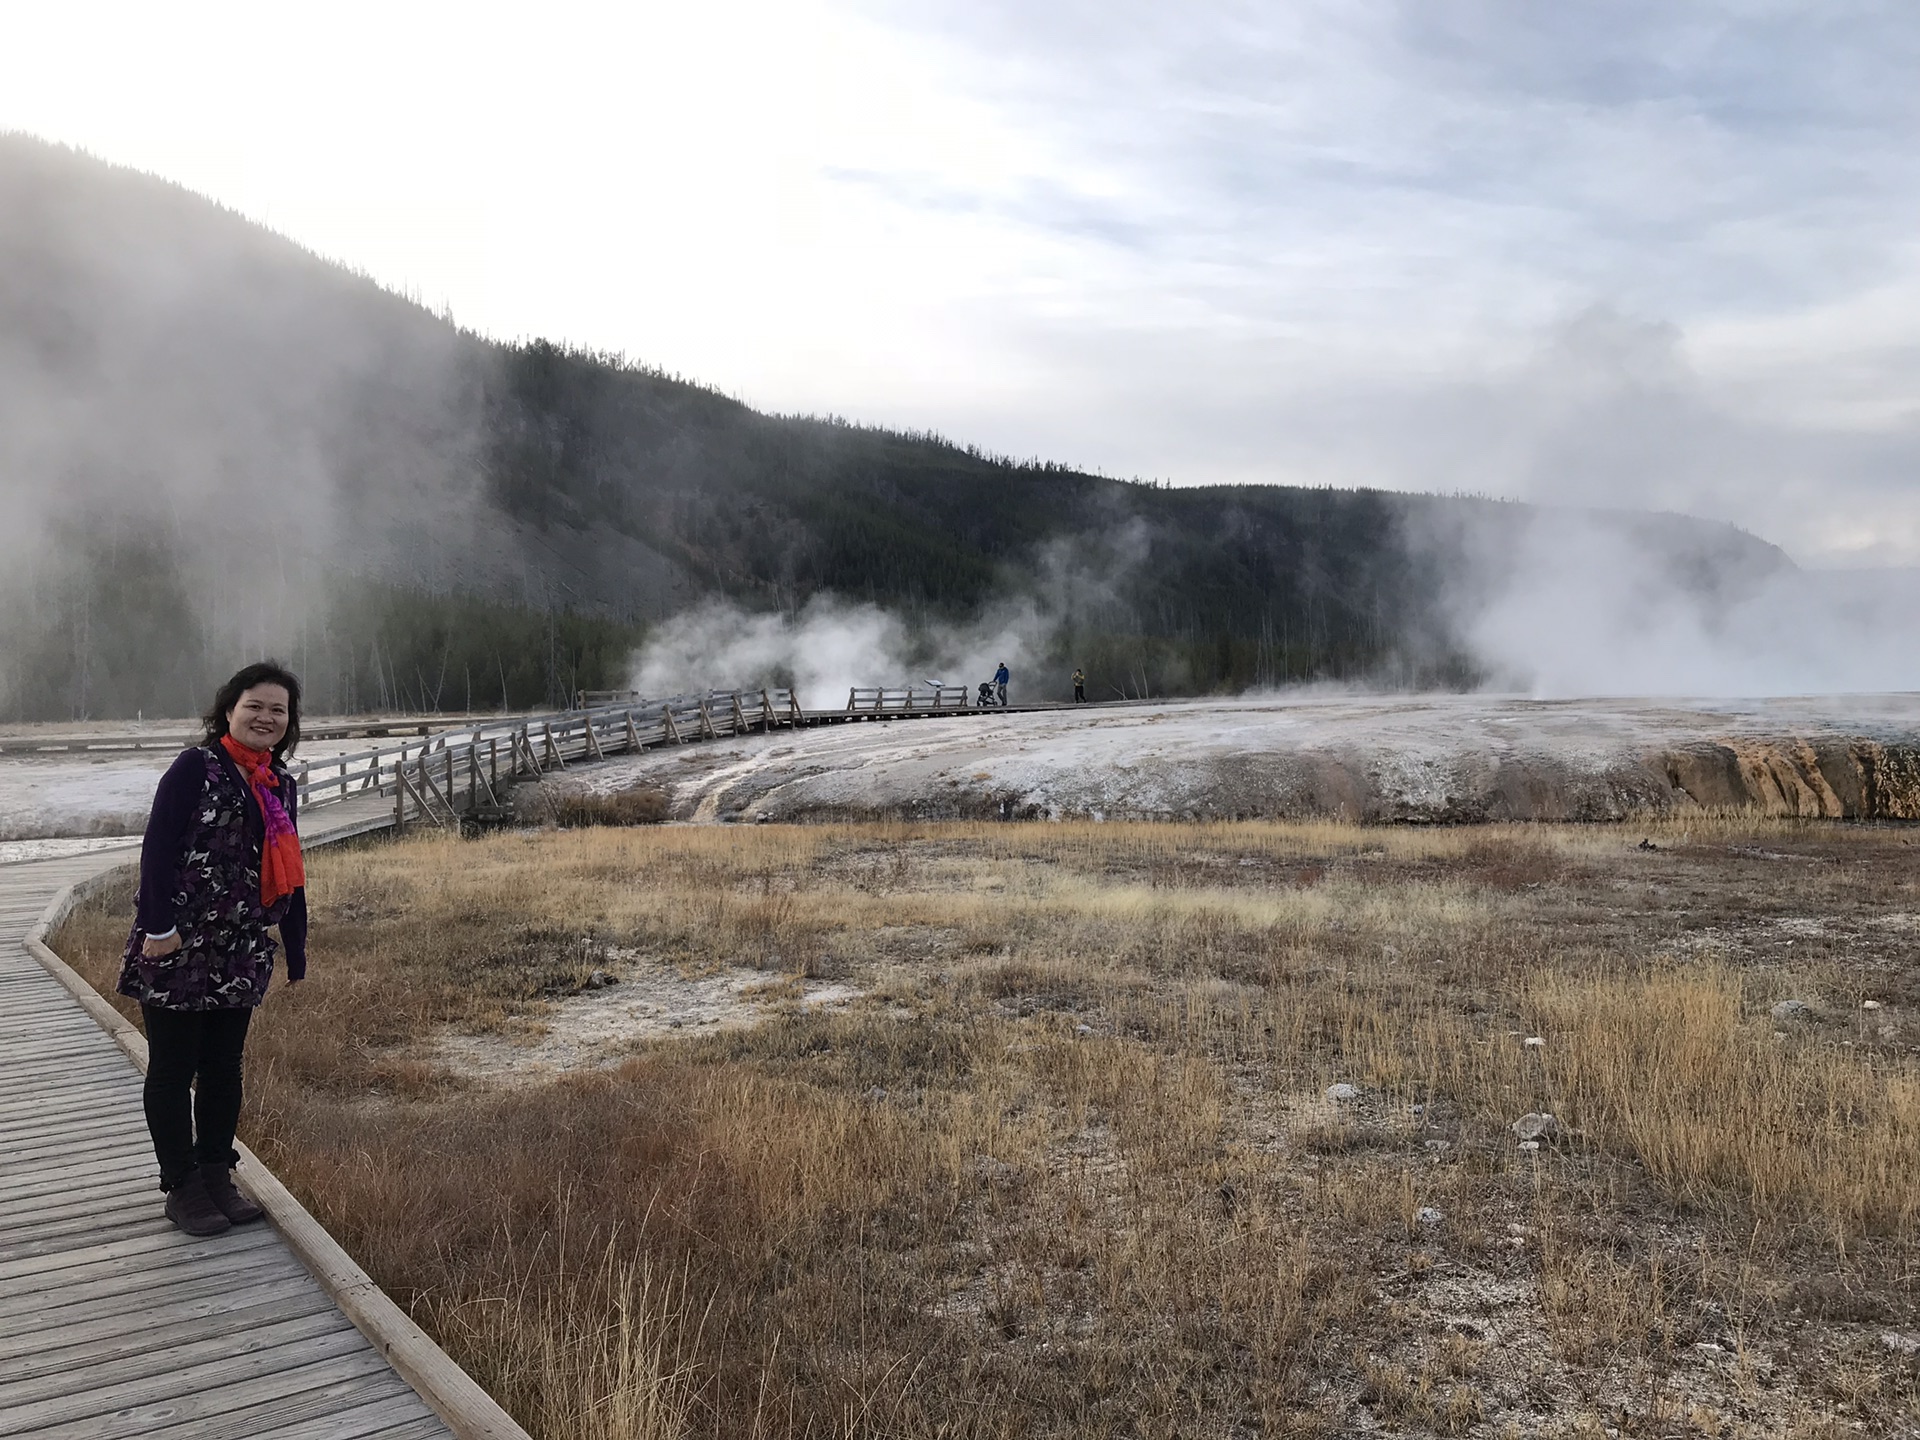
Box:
xmin=201 ymin=661 xmax=303 ymax=763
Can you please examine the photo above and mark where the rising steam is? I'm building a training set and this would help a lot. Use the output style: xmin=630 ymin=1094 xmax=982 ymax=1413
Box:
xmin=1446 ymin=510 xmax=1920 ymax=697
xmin=630 ymin=593 xmax=1055 ymax=706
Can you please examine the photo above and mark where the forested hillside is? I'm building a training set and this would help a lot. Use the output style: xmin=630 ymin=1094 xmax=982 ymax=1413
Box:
xmin=0 ymin=135 xmax=1790 ymax=718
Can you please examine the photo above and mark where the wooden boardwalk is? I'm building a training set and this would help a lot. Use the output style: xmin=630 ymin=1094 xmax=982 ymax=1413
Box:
xmin=0 ymin=793 xmax=502 ymax=1439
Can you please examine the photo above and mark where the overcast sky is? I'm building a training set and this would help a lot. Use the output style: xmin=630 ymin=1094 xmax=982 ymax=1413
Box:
xmin=5 ymin=1 xmax=1918 ymax=566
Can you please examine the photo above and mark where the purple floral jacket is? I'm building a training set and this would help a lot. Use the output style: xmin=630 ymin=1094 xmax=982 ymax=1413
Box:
xmin=116 ymin=746 xmax=308 ymax=1010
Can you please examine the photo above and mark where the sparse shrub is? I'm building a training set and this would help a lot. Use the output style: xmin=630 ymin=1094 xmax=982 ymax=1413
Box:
xmin=531 ymin=785 xmax=671 ymax=828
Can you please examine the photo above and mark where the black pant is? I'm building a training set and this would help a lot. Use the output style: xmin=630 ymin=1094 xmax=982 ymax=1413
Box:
xmin=1074 ymin=685 xmax=1086 ymax=703
xmin=140 ymin=1005 xmax=253 ymax=1189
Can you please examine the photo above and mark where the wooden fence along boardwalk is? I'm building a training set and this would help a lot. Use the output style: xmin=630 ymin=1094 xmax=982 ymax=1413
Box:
xmin=844 ymin=684 xmax=971 ymax=713
xmin=298 ymin=689 xmax=805 ymax=830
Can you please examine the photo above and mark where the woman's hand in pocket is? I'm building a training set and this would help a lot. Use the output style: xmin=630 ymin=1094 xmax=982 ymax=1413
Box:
xmin=141 ymin=932 xmax=183 ymax=959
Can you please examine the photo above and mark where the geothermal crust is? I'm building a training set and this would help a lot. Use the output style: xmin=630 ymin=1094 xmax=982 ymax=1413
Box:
xmin=545 ymin=694 xmax=1920 ymax=825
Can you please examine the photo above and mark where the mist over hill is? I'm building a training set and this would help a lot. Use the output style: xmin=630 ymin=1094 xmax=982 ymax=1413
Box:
xmin=0 ymin=134 xmax=1809 ymax=720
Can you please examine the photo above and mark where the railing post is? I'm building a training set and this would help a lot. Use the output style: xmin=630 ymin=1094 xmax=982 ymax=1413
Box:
xmin=393 ymin=763 xmax=404 ymax=832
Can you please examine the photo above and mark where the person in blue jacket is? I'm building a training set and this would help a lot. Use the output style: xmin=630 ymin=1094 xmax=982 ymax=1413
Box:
xmin=994 ymin=662 xmax=1010 ymax=706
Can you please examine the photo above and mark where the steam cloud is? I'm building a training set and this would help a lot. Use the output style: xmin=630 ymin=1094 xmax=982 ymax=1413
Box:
xmin=1445 ymin=511 xmax=1920 ymax=698
xmin=633 ymin=510 xmax=1920 ymax=707
xmin=632 ymin=594 xmax=1056 ymax=706
xmin=630 ymin=522 xmax=1151 ymax=704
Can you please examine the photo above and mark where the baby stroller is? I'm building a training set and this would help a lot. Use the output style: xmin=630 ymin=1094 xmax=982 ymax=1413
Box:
xmin=975 ymin=680 xmax=999 ymax=708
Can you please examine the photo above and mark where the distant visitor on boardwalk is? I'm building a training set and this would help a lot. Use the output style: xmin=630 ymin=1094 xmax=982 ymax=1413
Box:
xmin=117 ymin=661 xmax=309 ymax=1237
xmin=1072 ymin=668 xmax=1086 ymax=703
xmin=995 ymin=661 xmax=1010 ymax=706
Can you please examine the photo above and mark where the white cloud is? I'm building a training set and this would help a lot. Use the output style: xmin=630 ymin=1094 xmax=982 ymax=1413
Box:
xmin=4 ymin=0 xmax=1920 ymax=560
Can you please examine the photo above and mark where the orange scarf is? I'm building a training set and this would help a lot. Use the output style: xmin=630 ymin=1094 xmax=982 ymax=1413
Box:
xmin=220 ymin=734 xmax=306 ymax=907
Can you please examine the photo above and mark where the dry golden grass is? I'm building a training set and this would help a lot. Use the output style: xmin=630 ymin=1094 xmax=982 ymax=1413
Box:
xmin=52 ymin=816 xmax=1920 ymax=1437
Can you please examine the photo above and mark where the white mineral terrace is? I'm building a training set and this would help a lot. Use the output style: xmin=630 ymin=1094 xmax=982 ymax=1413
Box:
xmin=531 ymin=692 xmax=1920 ymax=824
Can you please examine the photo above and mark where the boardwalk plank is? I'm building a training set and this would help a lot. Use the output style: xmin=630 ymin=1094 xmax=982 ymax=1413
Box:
xmin=249 ymin=1402 xmax=451 ymax=1440
xmin=0 ymin=1080 xmax=144 ymax=1112
xmin=0 ymin=1034 xmax=127 ymax=1065
xmin=0 ymin=1075 xmax=139 ymax=1108
xmin=0 ymin=1116 xmax=148 ymax=1155
xmin=0 ymin=1129 xmax=148 ymax=1173
xmin=0 ymin=1053 xmax=141 ymax=1082
xmin=0 ymin=1170 xmax=156 ymax=1228
xmin=0 ymin=1130 xmax=149 ymax=1169
xmin=0 ymin=1016 xmax=122 ymax=1044
xmin=0 ymin=1113 xmax=150 ymax=1144
xmin=0 ymin=1108 xmax=150 ymax=1148
xmin=340 ymin=1415 xmax=456 ymax=1440
xmin=0 ymin=1205 xmax=171 ymax=1261
xmin=139 ymin=1373 xmax=435 ymax=1440
xmin=0 ymin=1291 xmax=339 ymax=1391
xmin=0 ymin=1006 xmax=103 ymax=1029
xmin=0 ymin=1259 xmax=315 ymax=1354
xmin=0 ymin=1006 xmax=117 ymax=1035
xmin=0 ymin=1269 xmax=327 ymax=1367
xmin=0 ymin=1239 xmax=306 ymax=1334
xmin=0 ymin=1168 xmax=157 ymax=1218
xmin=0 ymin=990 xmax=105 ymax=1016
xmin=0 ymin=1024 xmax=105 ymax=1051
xmin=0 ymin=1048 xmax=136 ymax=1081
xmin=0 ymin=1012 xmax=126 ymax=1040
xmin=0 ymin=1150 xmax=152 ymax=1203
xmin=3 ymin=1334 xmax=394 ymax=1439
xmin=0 ymin=1306 xmax=355 ymax=1418
xmin=0 ymin=1215 xmax=278 ymax=1285
xmin=0 ymin=1098 xmax=150 ymax=1135
xmin=0 ymin=989 xmax=114 ymax=1012
xmin=2 ymin=1111 xmax=151 ymax=1148
xmin=0 ymin=1226 xmax=281 ymax=1306
xmin=18 ymin=1349 xmax=408 ymax=1439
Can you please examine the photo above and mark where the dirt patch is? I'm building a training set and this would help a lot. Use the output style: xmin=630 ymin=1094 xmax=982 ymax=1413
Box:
xmin=425 ymin=953 xmax=864 ymax=1081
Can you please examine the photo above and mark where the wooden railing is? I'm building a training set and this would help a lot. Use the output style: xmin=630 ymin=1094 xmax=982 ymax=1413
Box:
xmin=0 ymin=717 xmax=452 ymax=756
xmin=295 ymin=689 xmax=805 ymax=830
xmin=846 ymin=685 xmax=971 ymax=714
xmin=573 ymin=688 xmax=641 ymax=709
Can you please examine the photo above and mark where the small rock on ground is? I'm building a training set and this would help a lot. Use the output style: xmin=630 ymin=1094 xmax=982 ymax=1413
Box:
xmin=1770 ymin=998 xmax=1817 ymax=1025
xmin=1512 ymin=1112 xmax=1559 ymax=1143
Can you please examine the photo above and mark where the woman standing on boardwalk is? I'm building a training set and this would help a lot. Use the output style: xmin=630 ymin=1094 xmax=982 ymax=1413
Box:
xmin=118 ymin=661 xmax=308 ymax=1236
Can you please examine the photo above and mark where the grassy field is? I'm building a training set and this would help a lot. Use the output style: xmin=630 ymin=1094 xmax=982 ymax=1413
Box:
xmin=55 ymin=816 xmax=1920 ymax=1438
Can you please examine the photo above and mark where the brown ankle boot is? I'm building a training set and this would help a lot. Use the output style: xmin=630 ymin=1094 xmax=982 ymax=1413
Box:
xmin=164 ymin=1169 xmax=232 ymax=1236
xmin=199 ymin=1164 xmax=265 ymax=1225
